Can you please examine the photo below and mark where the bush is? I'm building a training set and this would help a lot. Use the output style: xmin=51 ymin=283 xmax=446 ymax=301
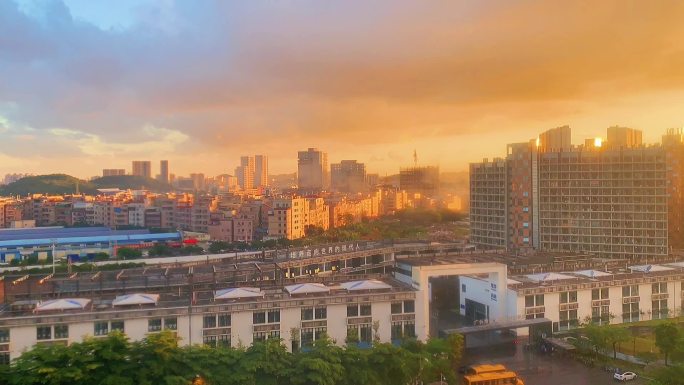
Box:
xmin=116 ymin=248 xmax=142 ymax=260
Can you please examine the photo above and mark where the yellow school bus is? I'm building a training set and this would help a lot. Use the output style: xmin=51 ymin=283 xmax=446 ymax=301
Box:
xmin=463 ymin=365 xmax=524 ymax=385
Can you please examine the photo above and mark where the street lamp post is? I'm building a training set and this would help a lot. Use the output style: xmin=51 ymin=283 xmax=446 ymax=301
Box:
xmin=51 ymin=239 xmax=57 ymax=274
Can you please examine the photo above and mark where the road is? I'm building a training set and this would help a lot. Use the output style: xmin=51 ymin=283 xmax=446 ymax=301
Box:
xmin=464 ymin=342 xmax=647 ymax=385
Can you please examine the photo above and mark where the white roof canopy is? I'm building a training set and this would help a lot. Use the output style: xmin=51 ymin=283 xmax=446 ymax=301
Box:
xmin=285 ymin=283 xmax=330 ymax=295
xmin=112 ymin=293 xmax=159 ymax=306
xmin=572 ymin=270 xmax=612 ymax=278
xmin=215 ymin=287 xmax=264 ymax=300
xmin=341 ymin=280 xmax=392 ymax=291
xmin=525 ymin=272 xmax=575 ymax=283
xmin=629 ymin=265 xmax=673 ymax=273
xmin=35 ymin=298 xmax=91 ymax=312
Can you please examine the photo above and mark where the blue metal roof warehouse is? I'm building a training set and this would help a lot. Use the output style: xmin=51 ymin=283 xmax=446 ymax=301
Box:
xmin=0 ymin=227 xmax=182 ymax=255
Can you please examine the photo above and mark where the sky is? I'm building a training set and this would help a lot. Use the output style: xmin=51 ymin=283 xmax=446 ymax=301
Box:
xmin=2 ymin=1 xmax=684 ymax=179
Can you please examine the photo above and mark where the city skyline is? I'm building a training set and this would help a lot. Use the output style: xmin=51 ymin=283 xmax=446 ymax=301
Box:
xmin=2 ymin=1 xmax=684 ymax=177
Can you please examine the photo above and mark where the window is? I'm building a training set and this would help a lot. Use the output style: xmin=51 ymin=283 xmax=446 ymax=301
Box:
xmin=218 ymin=314 xmax=231 ymax=327
xmin=403 ymin=300 xmax=415 ymax=313
xmin=462 ymin=284 xmax=467 ymax=293
xmin=164 ymin=317 xmax=177 ymax=331
xmin=360 ymin=304 xmax=371 ymax=316
xmin=301 ymin=328 xmax=314 ymax=348
xmin=253 ymin=312 xmax=266 ymax=324
xmin=314 ymin=307 xmax=327 ymax=320
xmin=391 ymin=302 xmax=402 ymax=314
xmin=560 ymin=291 xmax=577 ymax=304
xmin=591 ymin=305 xmax=610 ymax=324
xmin=0 ymin=353 xmax=9 ymax=365
xmin=404 ymin=321 xmax=415 ymax=338
xmin=652 ymin=282 xmax=667 ymax=294
xmin=37 ymin=326 xmax=51 ymax=340
xmin=525 ymin=294 xmax=544 ymax=307
xmin=94 ymin=321 xmax=109 ymax=336
xmin=204 ymin=315 xmax=217 ymax=328
xmin=148 ymin=318 xmax=162 ymax=332
xmin=218 ymin=334 xmax=231 ymax=347
xmin=302 ymin=308 xmax=314 ymax=320
xmin=347 ymin=326 xmax=359 ymax=343
xmin=111 ymin=321 xmax=124 ymax=332
xmin=0 ymin=329 xmax=9 ymax=343
xmin=253 ymin=331 xmax=267 ymax=343
xmin=391 ymin=322 xmax=403 ymax=340
xmin=203 ymin=335 xmax=217 ymax=347
xmin=268 ymin=310 xmax=280 ymax=323
xmin=558 ymin=310 xmax=578 ymax=331
xmin=360 ymin=324 xmax=373 ymax=343
xmin=54 ymin=325 xmax=68 ymax=339
xmin=622 ymin=285 xmax=639 ymax=297
xmin=652 ymin=299 xmax=669 ymax=319
xmin=592 ymin=288 xmax=609 ymax=300
xmin=347 ymin=305 xmax=359 ymax=317
xmin=622 ymin=303 xmax=640 ymax=323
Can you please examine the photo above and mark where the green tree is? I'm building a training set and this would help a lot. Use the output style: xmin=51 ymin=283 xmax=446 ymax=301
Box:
xmin=117 ymin=247 xmax=142 ymax=260
xmin=209 ymin=241 xmax=231 ymax=254
xmin=651 ymin=363 xmax=684 ymax=385
xmin=130 ymin=331 xmax=187 ymax=385
xmin=291 ymin=335 xmax=344 ymax=385
xmin=605 ymin=327 xmax=631 ymax=359
xmin=655 ymin=323 xmax=681 ymax=366
xmin=148 ymin=243 xmax=174 ymax=257
xmin=240 ymin=338 xmax=293 ymax=385
xmin=92 ymin=252 xmax=110 ymax=262
xmin=584 ymin=323 xmax=609 ymax=356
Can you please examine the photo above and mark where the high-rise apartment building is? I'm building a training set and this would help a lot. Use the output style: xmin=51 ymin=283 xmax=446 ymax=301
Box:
xmin=102 ymin=169 xmax=126 ymax=177
xmin=331 ymin=160 xmax=367 ymax=193
xmin=469 ymin=159 xmax=507 ymax=248
xmin=606 ymin=126 xmax=643 ymax=148
xmin=399 ymin=166 xmax=440 ymax=197
xmin=159 ymin=160 xmax=169 ymax=183
xmin=663 ymin=128 xmax=684 ymax=249
xmin=297 ymin=148 xmax=329 ymax=191
xmin=235 ymin=156 xmax=255 ymax=191
xmin=254 ymin=155 xmax=268 ymax=188
xmin=470 ymin=126 xmax=670 ymax=259
xmin=131 ymin=161 xmax=152 ymax=178
xmin=538 ymin=125 xmax=571 ymax=152
xmin=190 ymin=173 xmax=206 ymax=191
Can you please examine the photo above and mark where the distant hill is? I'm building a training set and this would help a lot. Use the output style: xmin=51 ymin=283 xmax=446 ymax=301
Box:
xmin=0 ymin=174 xmax=171 ymax=196
xmin=0 ymin=174 xmax=96 ymax=196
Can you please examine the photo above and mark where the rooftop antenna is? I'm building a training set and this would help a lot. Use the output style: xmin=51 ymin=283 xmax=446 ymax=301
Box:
xmin=413 ymin=149 xmax=418 ymax=167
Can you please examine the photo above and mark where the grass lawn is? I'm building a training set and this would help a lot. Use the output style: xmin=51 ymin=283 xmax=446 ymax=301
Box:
xmin=615 ymin=335 xmax=661 ymax=358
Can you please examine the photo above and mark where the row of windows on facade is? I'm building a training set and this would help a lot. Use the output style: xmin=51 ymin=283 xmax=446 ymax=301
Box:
xmin=524 ymin=283 xmax=673 ymax=308
xmin=200 ymin=322 xmax=416 ymax=349
xmin=525 ymin=299 xmax=673 ymax=324
xmin=7 ymin=302 xmax=418 ymax=346
xmin=34 ymin=318 xmax=177 ymax=341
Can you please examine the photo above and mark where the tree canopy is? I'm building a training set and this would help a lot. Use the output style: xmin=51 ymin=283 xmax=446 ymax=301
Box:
xmin=0 ymin=332 xmax=464 ymax=385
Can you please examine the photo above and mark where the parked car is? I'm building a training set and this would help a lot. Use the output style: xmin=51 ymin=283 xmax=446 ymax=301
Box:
xmin=614 ymin=371 xmax=637 ymax=381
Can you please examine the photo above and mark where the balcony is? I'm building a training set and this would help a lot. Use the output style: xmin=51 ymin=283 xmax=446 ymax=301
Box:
xmin=651 ymin=293 xmax=669 ymax=301
xmin=525 ymin=306 xmax=545 ymax=315
xmin=591 ymin=299 xmax=610 ymax=307
xmin=559 ymin=303 xmax=579 ymax=311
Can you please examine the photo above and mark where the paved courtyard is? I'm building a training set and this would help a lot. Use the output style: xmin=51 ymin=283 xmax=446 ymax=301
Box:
xmin=463 ymin=342 xmax=647 ymax=385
